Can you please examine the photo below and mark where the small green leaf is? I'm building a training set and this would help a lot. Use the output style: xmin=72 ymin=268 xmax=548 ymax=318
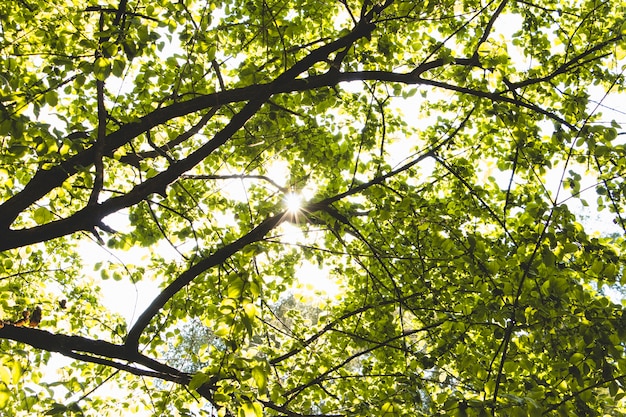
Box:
xmin=0 ymin=385 xmax=10 ymax=409
xmin=562 ymin=243 xmax=578 ymax=254
xmin=569 ymin=352 xmax=584 ymax=364
xmin=0 ymin=366 xmax=10 ymax=385
xmin=207 ymin=46 xmax=217 ymax=61
xmin=243 ymin=302 xmax=257 ymax=321
xmin=251 ymin=366 xmax=267 ymax=392
xmin=214 ymin=323 xmax=231 ymax=337
xmin=484 ymin=380 xmax=496 ymax=396
xmin=11 ymin=361 xmax=22 ymax=385
xmin=44 ymin=91 xmax=58 ymax=107
xmin=239 ymin=401 xmax=262 ymax=417
xmin=591 ymin=260 xmax=604 ymax=274
xmin=189 ymin=372 xmax=211 ymax=391
xmin=44 ymin=403 xmax=67 ymax=415
xmin=249 ymin=281 xmax=261 ymax=298
xmin=604 ymin=263 xmax=617 ymax=280
xmin=381 ymin=402 xmax=396 ymax=416
xmin=227 ymin=277 xmax=245 ymax=299
xmin=112 ymin=59 xmax=126 ymax=77
xmin=93 ymin=57 xmax=111 ymax=81
xmin=33 ymin=207 xmax=53 ymax=225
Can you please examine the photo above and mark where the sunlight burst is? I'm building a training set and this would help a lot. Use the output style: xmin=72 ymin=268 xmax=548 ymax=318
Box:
xmin=284 ymin=193 xmax=302 ymax=213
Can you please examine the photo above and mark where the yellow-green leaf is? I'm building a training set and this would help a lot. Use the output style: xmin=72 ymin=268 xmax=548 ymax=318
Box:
xmin=0 ymin=384 xmax=10 ymax=408
xmin=239 ymin=401 xmax=262 ymax=417
xmin=251 ymin=366 xmax=267 ymax=392
xmin=381 ymin=402 xmax=396 ymax=416
xmin=243 ymin=302 xmax=257 ymax=321
xmin=11 ymin=361 xmax=22 ymax=385
xmin=93 ymin=57 xmax=111 ymax=81
xmin=0 ymin=366 xmax=10 ymax=385
xmin=33 ymin=207 xmax=54 ymax=225
xmin=214 ymin=322 xmax=231 ymax=337
xmin=227 ymin=277 xmax=244 ymax=299
xmin=189 ymin=372 xmax=210 ymax=391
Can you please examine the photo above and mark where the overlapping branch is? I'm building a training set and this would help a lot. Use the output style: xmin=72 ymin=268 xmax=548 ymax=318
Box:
xmin=0 ymin=324 xmax=188 ymax=383
xmin=0 ymin=18 xmax=377 ymax=250
xmin=2 ymin=24 xmax=618 ymax=240
xmin=0 ymin=4 xmax=623 ymax=414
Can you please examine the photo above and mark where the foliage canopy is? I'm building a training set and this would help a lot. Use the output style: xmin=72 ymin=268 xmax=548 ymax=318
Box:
xmin=1 ymin=0 xmax=626 ymax=415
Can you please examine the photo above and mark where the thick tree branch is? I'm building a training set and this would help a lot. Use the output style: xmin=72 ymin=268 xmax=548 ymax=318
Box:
xmin=125 ymin=202 xmax=330 ymax=349
xmin=0 ymin=323 xmax=127 ymax=358
xmin=63 ymin=350 xmax=185 ymax=384
xmin=0 ymin=45 xmax=580 ymax=230
xmin=0 ymin=323 xmax=218 ymax=401
xmin=0 ymin=86 xmax=256 ymax=228
xmin=0 ymin=17 xmax=377 ymax=240
xmin=0 ymin=96 xmax=453 ymax=251
xmin=0 ymin=324 xmax=181 ymax=375
xmin=3 ymin=26 xmax=619 ymax=246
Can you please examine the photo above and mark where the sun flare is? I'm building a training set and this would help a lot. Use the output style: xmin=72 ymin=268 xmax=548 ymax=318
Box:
xmin=284 ymin=193 xmax=302 ymax=213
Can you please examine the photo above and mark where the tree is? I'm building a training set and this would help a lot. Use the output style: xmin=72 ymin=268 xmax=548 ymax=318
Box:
xmin=0 ymin=0 xmax=625 ymax=415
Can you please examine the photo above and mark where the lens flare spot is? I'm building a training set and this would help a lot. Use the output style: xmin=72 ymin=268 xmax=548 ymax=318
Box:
xmin=285 ymin=193 xmax=302 ymax=213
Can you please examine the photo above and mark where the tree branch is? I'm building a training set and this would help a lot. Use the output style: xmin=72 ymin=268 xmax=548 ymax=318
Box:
xmin=0 ymin=323 xmax=219 ymax=401
xmin=181 ymin=174 xmax=288 ymax=192
xmin=0 ymin=324 xmax=173 ymax=380
xmin=89 ymin=12 xmax=108 ymax=207
xmin=0 ymin=17 xmax=377 ymax=238
xmin=471 ymin=0 xmax=508 ymax=60
xmin=125 ymin=206 xmax=315 ymax=349
xmin=119 ymin=107 xmax=218 ymax=167
xmin=504 ymin=34 xmax=623 ymax=91
xmin=63 ymin=350 xmax=186 ymax=385
xmin=4 ymin=26 xmax=617 ymax=244
xmin=0 ymin=47 xmax=562 ymax=230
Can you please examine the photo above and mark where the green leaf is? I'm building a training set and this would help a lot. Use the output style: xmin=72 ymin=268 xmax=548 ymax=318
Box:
xmin=214 ymin=322 xmax=231 ymax=337
xmin=189 ymin=372 xmax=211 ymax=391
xmin=381 ymin=402 xmax=396 ymax=416
xmin=112 ymin=59 xmax=126 ymax=77
xmin=484 ymin=380 xmax=496 ymax=396
xmin=44 ymin=403 xmax=67 ymax=415
xmin=227 ymin=277 xmax=245 ymax=299
xmin=251 ymin=366 xmax=267 ymax=392
xmin=0 ymin=385 xmax=11 ymax=409
xmin=93 ymin=57 xmax=111 ymax=81
xmin=33 ymin=207 xmax=53 ymax=225
xmin=242 ymin=302 xmax=256 ymax=321
xmin=11 ymin=361 xmax=22 ymax=385
xmin=238 ymin=401 xmax=262 ymax=417
xmin=0 ymin=366 xmax=10 ymax=385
